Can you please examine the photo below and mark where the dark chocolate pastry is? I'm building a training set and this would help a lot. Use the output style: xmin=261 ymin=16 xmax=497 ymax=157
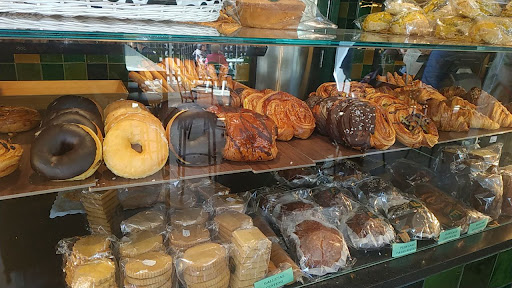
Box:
xmin=46 ymin=95 xmax=102 ymax=123
xmin=311 ymin=187 xmax=354 ymax=214
xmin=309 ymin=96 xmax=342 ymax=136
xmin=280 ymin=201 xmax=315 ymax=214
xmin=44 ymin=108 xmax=104 ymax=133
xmin=500 ymin=167 xmax=512 ymax=216
xmin=386 ymin=198 xmax=441 ymax=239
xmin=389 ymin=159 xmax=436 ymax=191
xmin=468 ymin=172 xmax=503 ymax=220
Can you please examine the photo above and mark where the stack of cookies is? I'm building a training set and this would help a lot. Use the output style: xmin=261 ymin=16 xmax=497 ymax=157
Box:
xmin=81 ymin=189 xmax=120 ymax=234
xmin=124 ymin=251 xmax=173 ymax=288
xmin=71 ymin=259 xmax=117 ymax=288
xmin=170 ymin=225 xmax=211 ymax=251
xmin=120 ymin=230 xmax=165 ymax=259
xmin=181 ymin=243 xmax=230 ymax=288
xmin=230 ymin=227 xmax=271 ymax=288
xmin=214 ymin=211 xmax=253 ymax=242
xmin=120 ymin=209 xmax=166 ymax=235
xmin=211 ymin=194 xmax=246 ymax=214
xmin=170 ymin=208 xmax=208 ymax=228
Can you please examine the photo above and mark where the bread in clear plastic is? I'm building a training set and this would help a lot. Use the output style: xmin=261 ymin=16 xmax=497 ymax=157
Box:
xmin=120 ymin=205 xmax=166 ymax=235
xmin=451 ymin=0 xmax=502 ymax=19
xmin=118 ymin=184 xmax=167 ymax=210
xmin=122 ymin=251 xmax=173 ymax=288
xmin=500 ymin=165 xmax=512 ymax=216
xmin=167 ymin=181 xmax=198 ymax=210
xmin=389 ymin=159 xmax=437 ymax=191
xmin=390 ymin=11 xmax=432 ymax=36
xmin=435 ymin=16 xmax=474 ymax=39
xmin=385 ymin=0 xmax=423 ymax=15
xmin=361 ymin=12 xmax=393 ymax=32
xmin=353 ymin=176 xmax=402 ymax=214
xmin=273 ymin=167 xmax=319 ymax=188
xmin=467 ymin=171 xmax=503 ymax=220
xmin=208 ymin=193 xmax=247 ymax=215
xmin=194 ymin=179 xmax=230 ymax=203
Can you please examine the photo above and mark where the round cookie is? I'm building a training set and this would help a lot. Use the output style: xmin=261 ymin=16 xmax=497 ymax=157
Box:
xmin=72 ymin=235 xmax=111 ymax=259
xmin=125 ymin=269 xmax=172 ymax=286
xmin=182 ymin=243 xmax=227 ymax=273
xmin=187 ymin=270 xmax=230 ymax=288
xmin=71 ymin=259 xmax=116 ymax=287
xmin=124 ymin=251 xmax=173 ymax=279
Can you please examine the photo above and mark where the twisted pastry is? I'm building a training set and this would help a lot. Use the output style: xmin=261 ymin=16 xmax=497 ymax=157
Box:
xmin=316 ymin=82 xmax=346 ymax=98
xmin=308 ymin=96 xmax=342 ymax=136
xmin=0 ymin=140 xmax=23 ymax=178
xmin=0 ymin=106 xmax=41 ymax=133
xmin=462 ymin=87 xmax=512 ymax=127
xmin=386 ymin=104 xmax=439 ymax=148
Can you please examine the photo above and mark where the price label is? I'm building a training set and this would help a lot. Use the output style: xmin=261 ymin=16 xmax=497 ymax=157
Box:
xmin=438 ymin=227 xmax=461 ymax=244
xmin=468 ymin=218 xmax=488 ymax=234
xmin=392 ymin=240 xmax=417 ymax=258
xmin=254 ymin=268 xmax=293 ymax=288
xmin=490 ymin=136 xmax=498 ymax=143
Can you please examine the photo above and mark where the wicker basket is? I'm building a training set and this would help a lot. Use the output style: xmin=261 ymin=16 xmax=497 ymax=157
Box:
xmin=0 ymin=0 xmax=223 ymax=22
xmin=0 ymin=13 xmax=220 ymax=36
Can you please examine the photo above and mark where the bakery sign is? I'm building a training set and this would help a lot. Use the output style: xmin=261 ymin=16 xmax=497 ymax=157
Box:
xmin=254 ymin=268 xmax=294 ymax=288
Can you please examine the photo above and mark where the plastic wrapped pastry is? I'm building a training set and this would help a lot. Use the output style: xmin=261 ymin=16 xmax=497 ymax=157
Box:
xmin=209 ymin=193 xmax=247 ymax=215
xmin=362 ymin=12 xmax=393 ymax=32
xmin=170 ymin=207 xmax=208 ymax=228
xmin=385 ymin=0 xmax=422 ymax=15
xmin=120 ymin=206 xmax=166 ymax=235
xmin=341 ymin=206 xmax=396 ymax=250
xmin=122 ymin=251 xmax=173 ymax=288
xmin=468 ymin=143 xmax=503 ymax=171
xmin=435 ymin=16 xmax=474 ymax=39
xmin=274 ymin=167 xmax=319 ymax=188
xmin=390 ymin=11 xmax=431 ymax=36
xmin=500 ymin=166 xmax=512 ymax=216
xmin=194 ymin=179 xmax=230 ymax=203
xmin=353 ymin=176 xmax=402 ymax=213
xmin=467 ymin=172 xmax=503 ymax=220
xmin=271 ymin=192 xmax=318 ymax=224
xmin=310 ymin=186 xmax=355 ymax=215
xmin=118 ymin=184 xmax=166 ymax=210
xmin=169 ymin=225 xmax=211 ymax=251
xmin=451 ymin=0 xmax=502 ymax=19
xmin=410 ymin=183 xmax=490 ymax=233
xmin=119 ymin=230 xmax=165 ymax=259
xmin=389 ymin=159 xmax=436 ymax=191
xmin=282 ymin=217 xmax=350 ymax=276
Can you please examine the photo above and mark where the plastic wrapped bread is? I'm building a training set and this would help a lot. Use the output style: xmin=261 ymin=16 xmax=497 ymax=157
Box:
xmin=500 ymin=165 xmax=512 ymax=216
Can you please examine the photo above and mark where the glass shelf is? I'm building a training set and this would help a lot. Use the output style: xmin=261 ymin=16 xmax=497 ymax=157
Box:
xmin=3 ymin=25 xmax=512 ymax=52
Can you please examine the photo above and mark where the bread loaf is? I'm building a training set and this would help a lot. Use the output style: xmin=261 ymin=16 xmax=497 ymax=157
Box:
xmin=237 ymin=0 xmax=306 ymax=30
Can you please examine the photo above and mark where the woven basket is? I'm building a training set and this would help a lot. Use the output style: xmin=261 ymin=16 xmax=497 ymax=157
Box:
xmin=0 ymin=0 xmax=223 ymax=22
xmin=0 ymin=13 xmax=220 ymax=36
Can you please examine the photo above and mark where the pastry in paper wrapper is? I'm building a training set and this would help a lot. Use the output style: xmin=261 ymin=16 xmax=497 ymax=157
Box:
xmin=120 ymin=208 xmax=166 ymax=235
xmin=342 ymin=206 xmax=396 ymax=250
xmin=171 ymin=208 xmax=208 ymax=228
xmin=411 ymin=183 xmax=490 ymax=233
xmin=282 ymin=216 xmax=350 ymax=276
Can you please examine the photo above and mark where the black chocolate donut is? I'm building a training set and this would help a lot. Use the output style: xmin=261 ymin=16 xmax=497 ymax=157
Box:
xmin=46 ymin=95 xmax=102 ymax=123
xmin=31 ymin=123 xmax=101 ymax=180
xmin=43 ymin=109 xmax=103 ymax=136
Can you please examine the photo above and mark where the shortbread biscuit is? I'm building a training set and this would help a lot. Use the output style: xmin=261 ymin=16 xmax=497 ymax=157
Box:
xmin=186 ymin=270 xmax=229 ymax=288
xmin=71 ymin=235 xmax=111 ymax=260
xmin=182 ymin=243 xmax=227 ymax=273
xmin=120 ymin=231 xmax=164 ymax=258
xmin=170 ymin=226 xmax=210 ymax=250
xmin=121 ymin=209 xmax=166 ymax=234
xmin=71 ymin=259 xmax=116 ymax=287
xmin=124 ymin=251 xmax=173 ymax=279
xmin=125 ymin=269 xmax=172 ymax=286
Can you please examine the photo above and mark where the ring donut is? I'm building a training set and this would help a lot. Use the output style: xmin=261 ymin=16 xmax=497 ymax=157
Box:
xmin=103 ymin=118 xmax=168 ymax=179
xmin=104 ymin=107 xmax=155 ymax=129
xmin=45 ymin=108 xmax=104 ymax=135
xmin=46 ymin=95 xmax=103 ymax=121
xmin=42 ymin=110 xmax=103 ymax=142
xmin=104 ymin=100 xmax=148 ymax=117
xmin=105 ymin=112 xmax=164 ymax=135
xmin=30 ymin=123 xmax=102 ymax=181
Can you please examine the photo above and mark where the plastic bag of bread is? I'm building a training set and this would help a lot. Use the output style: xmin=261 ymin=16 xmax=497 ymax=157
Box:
xmin=340 ymin=206 xmax=396 ymax=250
xmin=450 ymin=0 xmax=502 ymax=19
xmin=353 ymin=176 xmax=403 ymax=214
xmin=385 ymin=0 xmax=422 ymax=15
xmin=359 ymin=12 xmax=394 ymax=33
xmin=467 ymin=143 xmax=503 ymax=171
xmin=119 ymin=230 xmax=166 ymax=259
xmin=273 ymin=167 xmax=319 ymax=188
xmin=465 ymin=171 xmax=503 ymax=220
xmin=500 ymin=166 xmax=512 ymax=216
xmin=434 ymin=16 xmax=474 ymax=39
xmin=390 ymin=11 xmax=432 ymax=36
xmin=121 ymin=251 xmax=173 ymax=288
xmin=205 ymin=192 xmax=250 ymax=215
xmin=310 ymin=186 xmax=356 ymax=215
xmin=175 ymin=242 xmax=230 ymax=288
xmin=192 ymin=179 xmax=230 ymax=203
xmin=410 ymin=183 xmax=491 ymax=233
xmin=270 ymin=190 xmax=319 ymax=225
xmin=118 ymin=184 xmax=167 ymax=210
xmin=469 ymin=18 xmax=512 ymax=45
xmin=281 ymin=214 xmax=350 ymax=276
xmin=120 ymin=205 xmax=167 ymax=235
xmin=167 ymin=181 xmax=199 ymax=210
xmin=170 ymin=207 xmax=209 ymax=228
xmin=433 ymin=145 xmax=469 ymax=174
xmin=389 ymin=159 xmax=436 ymax=191
xmin=231 ymin=0 xmax=337 ymax=30
xmin=56 ymin=234 xmax=117 ymax=288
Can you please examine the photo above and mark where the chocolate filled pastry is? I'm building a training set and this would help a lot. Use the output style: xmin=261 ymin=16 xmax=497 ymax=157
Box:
xmin=468 ymin=172 xmax=503 ymax=220
xmin=440 ymin=86 xmax=467 ymax=99
xmin=308 ymin=97 xmax=343 ymax=136
xmin=411 ymin=183 xmax=490 ymax=233
xmin=343 ymin=206 xmax=395 ymax=249
xmin=275 ymin=167 xmax=318 ymax=188
xmin=30 ymin=123 xmax=102 ymax=181
xmin=165 ymin=104 xmax=225 ymax=166
xmin=0 ymin=140 xmax=23 ymax=178
xmin=326 ymin=98 xmax=396 ymax=151
xmin=207 ymin=106 xmax=278 ymax=162
xmin=0 ymin=106 xmax=41 ymax=133
xmin=42 ymin=110 xmax=103 ymax=140
xmin=386 ymin=198 xmax=441 ymax=240
xmin=46 ymin=95 xmax=103 ymax=122
xmin=311 ymin=186 xmax=354 ymax=215
xmin=500 ymin=166 xmax=512 ymax=216
xmin=385 ymin=103 xmax=438 ymax=148
xmin=389 ymin=159 xmax=436 ymax=191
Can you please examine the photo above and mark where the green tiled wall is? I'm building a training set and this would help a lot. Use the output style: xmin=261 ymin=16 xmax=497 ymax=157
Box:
xmin=0 ymin=53 xmax=127 ymax=82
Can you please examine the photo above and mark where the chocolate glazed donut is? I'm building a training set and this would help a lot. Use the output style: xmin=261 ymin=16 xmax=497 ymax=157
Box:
xmin=46 ymin=95 xmax=102 ymax=123
xmin=31 ymin=124 xmax=99 ymax=180
xmin=45 ymin=108 xmax=104 ymax=133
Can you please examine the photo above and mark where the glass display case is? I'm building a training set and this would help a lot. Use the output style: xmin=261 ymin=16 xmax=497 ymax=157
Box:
xmin=2 ymin=3 xmax=512 ymax=288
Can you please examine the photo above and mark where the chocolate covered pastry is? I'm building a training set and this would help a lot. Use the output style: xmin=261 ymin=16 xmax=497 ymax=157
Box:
xmin=343 ymin=207 xmax=395 ymax=249
xmin=311 ymin=187 xmax=354 ymax=215
xmin=389 ymin=159 xmax=436 ymax=191
xmin=386 ymin=198 xmax=441 ymax=239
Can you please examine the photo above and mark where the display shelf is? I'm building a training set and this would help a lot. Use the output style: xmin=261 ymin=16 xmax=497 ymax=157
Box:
xmin=2 ymin=128 xmax=512 ymax=200
xmin=2 ymin=24 xmax=512 ymax=52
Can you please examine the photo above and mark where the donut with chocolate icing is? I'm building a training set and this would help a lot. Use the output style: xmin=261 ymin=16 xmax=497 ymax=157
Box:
xmin=43 ymin=110 xmax=103 ymax=140
xmin=30 ymin=123 xmax=102 ymax=181
xmin=46 ymin=95 xmax=103 ymax=122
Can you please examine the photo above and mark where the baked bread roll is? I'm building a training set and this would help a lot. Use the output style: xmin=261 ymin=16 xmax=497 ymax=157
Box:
xmin=207 ymin=106 xmax=278 ymax=162
xmin=390 ymin=12 xmax=431 ymax=36
xmin=236 ymin=0 xmax=306 ymax=30
xmin=462 ymin=87 xmax=512 ymax=127
xmin=0 ymin=141 xmax=23 ymax=178
xmin=435 ymin=16 xmax=473 ymax=40
xmin=362 ymin=12 xmax=393 ymax=32
xmin=452 ymin=0 xmax=501 ymax=19
xmin=327 ymin=98 xmax=396 ymax=151
xmin=0 ymin=106 xmax=41 ymax=133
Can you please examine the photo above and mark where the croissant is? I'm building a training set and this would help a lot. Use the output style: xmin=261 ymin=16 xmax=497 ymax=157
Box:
xmin=440 ymin=86 xmax=467 ymax=99
xmin=386 ymin=103 xmax=439 ymax=148
xmin=394 ymin=86 xmax=446 ymax=104
xmin=327 ymin=98 xmax=395 ymax=151
xmin=462 ymin=87 xmax=512 ymax=127
xmin=425 ymin=98 xmax=470 ymax=132
xmin=206 ymin=106 xmax=278 ymax=162
xmin=254 ymin=92 xmax=316 ymax=140
xmin=377 ymin=72 xmax=414 ymax=86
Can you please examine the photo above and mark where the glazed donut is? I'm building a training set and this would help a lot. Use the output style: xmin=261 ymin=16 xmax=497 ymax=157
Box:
xmin=105 ymin=112 xmax=164 ymax=135
xmin=46 ymin=95 xmax=103 ymax=122
xmin=104 ymin=106 xmax=155 ymax=129
xmin=165 ymin=107 xmax=225 ymax=166
xmin=0 ymin=140 xmax=23 ymax=178
xmin=30 ymin=124 xmax=102 ymax=181
xmin=103 ymin=118 xmax=168 ymax=179
xmin=104 ymin=100 xmax=148 ymax=117
xmin=42 ymin=110 xmax=103 ymax=141
xmin=45 ymin=108 xmax=104 ymax=134
xmin=0 ymin=106 xmax=41 ymax=133
xmin=155 ymin=101 xmax=178 ymax=128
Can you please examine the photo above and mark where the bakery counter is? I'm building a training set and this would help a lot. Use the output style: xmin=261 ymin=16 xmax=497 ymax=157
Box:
xmin=2 ymin=127 xmax=512 ymax=199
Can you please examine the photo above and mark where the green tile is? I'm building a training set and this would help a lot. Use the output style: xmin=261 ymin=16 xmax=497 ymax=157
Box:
xmin=16 ymin=63 xmax=42 ymax=80
xmin=0 ymin=53 xmax=14 ymax=63
xmin=0 ymin=64 xmax=16 ymax=80
xmin=339 ymin=2 xmax=349 ymax=18
xmin=362 ymin=64 xmax=374 ymax=78
xmin=40 ymin=54 xmax=63 ymax=63
xmin=42 ymin=64 xmax=64 ymax=80
xmin=358 ymin=6 xmax=371 ymax=18
xmin=63 ymin=54 xmax=85 ymax=62
xmin=490 ymin=249 xmax=512 ymax=288
xmin=352 ymin=49 xmax=364 ymax=64
xmin=460 ymin=255 xmax=497 ymax=288
xmin=107 ymin=54 xmax=125 ymax=63
xmin=347 ymin=2 xmax=357 ymax=18
xmin=424 ymin=266 xmax=463 ymax=288
xmin=87 ymin=64 xmax=108 ymax=80
xmin=108 ymin=63 xmax=128 ymax=82
xmin=64 ymin=63 xmax=87 ymax=80
xmin=86 ymin=55 xmax=108 ymax=63
xmin=338 ymin=18 xmax=348 ymax=29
